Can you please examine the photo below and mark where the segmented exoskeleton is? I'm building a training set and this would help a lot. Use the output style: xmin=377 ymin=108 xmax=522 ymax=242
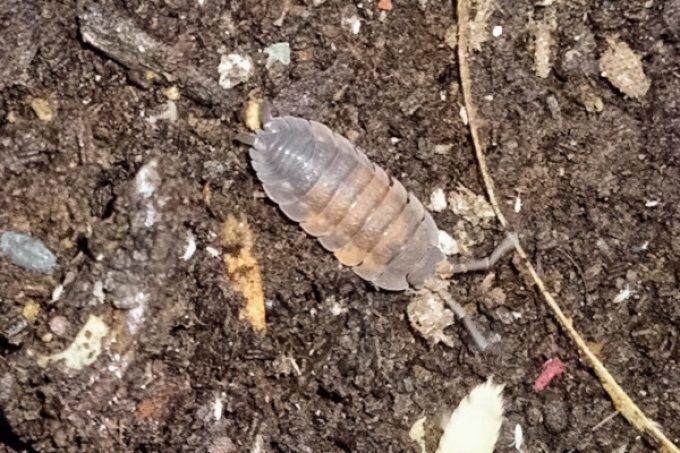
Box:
xmin=238 ymin=110 xmax=443 ymax=290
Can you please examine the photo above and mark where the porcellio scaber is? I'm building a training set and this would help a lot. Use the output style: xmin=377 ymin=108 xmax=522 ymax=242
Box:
xmin=238 ymin=109 xmax=444 ymax=291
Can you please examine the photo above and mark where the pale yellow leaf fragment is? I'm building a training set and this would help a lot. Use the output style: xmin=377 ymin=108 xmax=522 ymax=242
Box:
xmin=30 ymin=98 xmax=54 ymax=122
xmin=244 ymin=99 xmax=261 ymax=131
xmin=221 ymin=214 xmax=266 ymax=332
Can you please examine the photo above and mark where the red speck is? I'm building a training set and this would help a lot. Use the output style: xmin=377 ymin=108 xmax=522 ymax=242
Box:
xmin=377 ymin=0 xmax=393 ymax=11
xmin=533 ymin=358 xmax=565 ymax=392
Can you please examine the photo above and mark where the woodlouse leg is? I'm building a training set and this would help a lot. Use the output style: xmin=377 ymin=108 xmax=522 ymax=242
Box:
xmin=435 ymin=288 xmax=495 ymax=352
xmin=450 ymin=232 xmax=518 ymax=274
xmin=235 ymin=132 xmax=257 ymax=146
xmin=260 ymin=100 xmax=273 ymax=127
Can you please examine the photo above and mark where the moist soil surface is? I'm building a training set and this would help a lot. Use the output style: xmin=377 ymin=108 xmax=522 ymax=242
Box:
xmin=1 ymin=0 xmax=678 ymax=452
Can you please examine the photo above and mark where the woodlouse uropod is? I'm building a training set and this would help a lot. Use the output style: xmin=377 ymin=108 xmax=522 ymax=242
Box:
xmin=237 ymin=107 xmax=444 ymax=291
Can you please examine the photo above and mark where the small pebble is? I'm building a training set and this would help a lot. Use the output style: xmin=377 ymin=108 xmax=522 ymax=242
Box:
xmin=49 ymin=315 xmax=70 ymax=337
xmin=429 ymin=188 xmax=448 ymax=212
xmin=264 ymin=42 xmax=291 ymax=68
xmin=492 ymin=25 xmax=503 ymax=37
xmin=217 ymin=53 xmax=253 ymax=89
xmin=1 ymin=232 xmax=57 ymax=274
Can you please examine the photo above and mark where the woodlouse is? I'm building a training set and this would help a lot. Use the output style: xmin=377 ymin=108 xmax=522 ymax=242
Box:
xmin=238 ymin=109 xmax=444 ymax=291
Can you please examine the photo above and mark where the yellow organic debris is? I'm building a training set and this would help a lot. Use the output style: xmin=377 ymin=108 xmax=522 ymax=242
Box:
xmin=164 ymin=85 xmax=181 ymax=101
xmin=221 ymin=214 xmax=266 ymax=332
xmin=30 ymin=98 xmax=54 ymax=122
xmin=22 ymin=300 xmax=41 ymax=322
xmin=145 ymin=70 xmax=159 ymax=81
xmin=244 ymin=99 xmax=261 ymax=131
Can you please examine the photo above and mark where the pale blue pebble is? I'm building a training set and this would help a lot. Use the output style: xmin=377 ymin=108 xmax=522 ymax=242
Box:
xmin=0 ymin=231 xmax=57 ymax=274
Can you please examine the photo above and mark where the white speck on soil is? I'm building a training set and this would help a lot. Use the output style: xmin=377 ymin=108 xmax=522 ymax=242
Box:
xmin=206 ymin=246 xmax=220 ymax=258
xmin=181 ymin=232 xmax=197 ymax=261
xmin=613 ymin=285 xmax=634 ymax=303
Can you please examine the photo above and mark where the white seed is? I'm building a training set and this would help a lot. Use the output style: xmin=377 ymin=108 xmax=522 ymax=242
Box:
xmin=430 ymin=188 xmax=448 ymax=212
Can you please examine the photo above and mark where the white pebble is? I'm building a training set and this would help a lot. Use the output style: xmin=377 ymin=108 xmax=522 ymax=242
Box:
xmin=206 ymin=246 xmax=220 ymax=258
xmin=181 ymin=232 xmax=197 ymax=261
xmin=430 ymin=188 xmax=448 ymax=212
xmin=438 ymin=230 xmax=459 ymax=256
xmin=217 ymin=53 xmax=253 ymax=89
xmin=644 ymin=199 xmax=660 ymax=207
xmin=492 ymin=25 xmax=503 ymax=37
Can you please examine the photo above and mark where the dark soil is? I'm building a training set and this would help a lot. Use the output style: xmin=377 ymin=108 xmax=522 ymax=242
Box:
xmin=1 ymin=0 xmax=678 ymax=452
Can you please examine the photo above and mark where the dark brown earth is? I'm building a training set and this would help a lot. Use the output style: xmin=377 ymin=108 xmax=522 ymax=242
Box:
xmin=1 ymin=0 xmax=678 ymax=452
